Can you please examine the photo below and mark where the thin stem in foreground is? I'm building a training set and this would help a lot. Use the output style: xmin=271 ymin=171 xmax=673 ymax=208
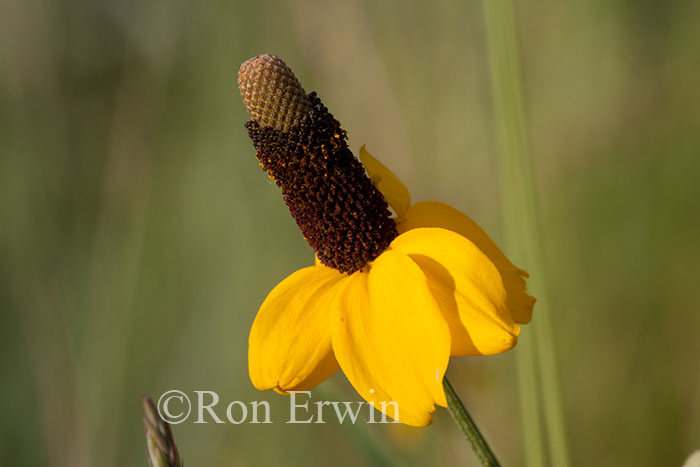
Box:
xmin=443 ymin=377 xmax=501 ymax=467
xmin=142 ymin=394 xmax=184 ymax=467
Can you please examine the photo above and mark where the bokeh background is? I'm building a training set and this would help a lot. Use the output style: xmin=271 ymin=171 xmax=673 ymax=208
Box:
xmin=2 ymin=0 xmax=699 ymax=465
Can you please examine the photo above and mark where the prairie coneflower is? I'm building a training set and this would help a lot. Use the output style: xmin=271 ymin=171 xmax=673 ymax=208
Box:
xmin=238 ymin=54 xmax=535 ymax=427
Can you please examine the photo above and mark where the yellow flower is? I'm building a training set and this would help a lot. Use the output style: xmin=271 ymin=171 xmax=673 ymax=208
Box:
xmin=239 ymin=54 xmax=535 ymax=427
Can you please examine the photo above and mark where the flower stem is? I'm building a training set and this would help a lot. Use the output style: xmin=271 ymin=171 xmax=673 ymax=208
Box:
xmin=443 ymin=377 xmax=501 ymax=467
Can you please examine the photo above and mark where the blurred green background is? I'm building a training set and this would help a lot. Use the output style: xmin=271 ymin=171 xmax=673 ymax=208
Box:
xmin=2 ymin=0 xmax=699 ymax=465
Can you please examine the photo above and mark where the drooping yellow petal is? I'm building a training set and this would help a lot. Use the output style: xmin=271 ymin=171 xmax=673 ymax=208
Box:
xmin=359 ymin=145 xmax=411 ymax=219
xmin=331 ymin=250 xmax=450 ymax=427
xmin=391 ymin=227 xmax=520 ymax=356
xmin=249 ymin=265 xmax=345 ymax=392
xmin=399 ymin=201 xmax=535 ymax=324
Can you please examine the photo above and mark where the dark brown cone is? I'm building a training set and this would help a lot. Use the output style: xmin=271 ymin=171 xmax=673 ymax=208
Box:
xmin=240 ymin=56 xmax=397 ymax=273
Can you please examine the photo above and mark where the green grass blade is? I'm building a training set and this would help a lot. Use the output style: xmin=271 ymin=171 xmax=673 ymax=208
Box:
xmin=482 ymin=1 xmax=571 ymax=465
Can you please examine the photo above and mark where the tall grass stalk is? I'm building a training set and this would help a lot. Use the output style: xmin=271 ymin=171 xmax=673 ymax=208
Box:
xmin=515 ymin=332 xmax=545 ymax=466
xmin=316 ymin=383 xmax=407 ymax=467
xmin=482 ymin=0 xmax=570 ymax=465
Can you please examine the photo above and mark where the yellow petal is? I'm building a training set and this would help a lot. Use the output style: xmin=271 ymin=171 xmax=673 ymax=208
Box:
xmin=399 ymin=201 xmax=535 ymax=324
xmin=249 ymin=265 xmax=345 ymax=392
xmin=332 ymin=250 xmax=450 ymax=427
xmin=359 ymin=145 xmax=411 ymax=219
xmin=391 ymin=228 xmax=520 ymax=356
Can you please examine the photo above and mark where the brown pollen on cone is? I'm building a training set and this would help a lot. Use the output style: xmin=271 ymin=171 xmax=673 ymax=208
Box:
xmin=239 ymin=55 xmax=397 ymax=273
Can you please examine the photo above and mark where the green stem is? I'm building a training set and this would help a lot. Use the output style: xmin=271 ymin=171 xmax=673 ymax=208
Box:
xmin=443 ymin=377 xmax=500 ymax=467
